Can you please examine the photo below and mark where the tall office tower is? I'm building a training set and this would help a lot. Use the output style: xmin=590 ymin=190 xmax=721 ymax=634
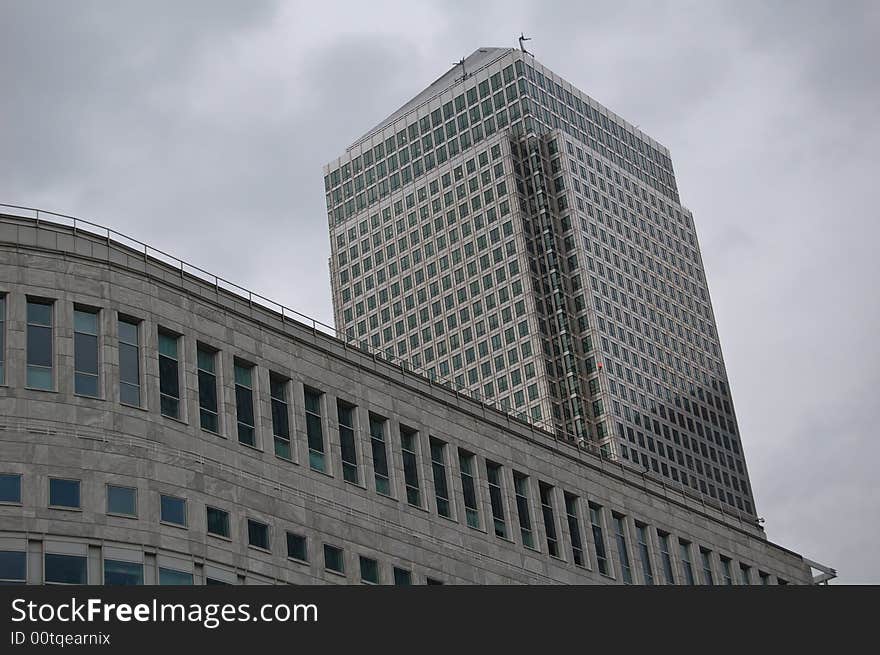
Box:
xmin=325 ymin=48 xmax=757 ymax=516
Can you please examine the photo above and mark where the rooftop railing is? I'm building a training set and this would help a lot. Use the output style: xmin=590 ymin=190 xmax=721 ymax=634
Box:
xmin=0 ymin=201 xmax=759 ymax=530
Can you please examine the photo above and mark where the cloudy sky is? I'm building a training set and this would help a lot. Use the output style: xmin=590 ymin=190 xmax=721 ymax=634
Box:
xmin=2 ymin=0 xmax=878 ymax=583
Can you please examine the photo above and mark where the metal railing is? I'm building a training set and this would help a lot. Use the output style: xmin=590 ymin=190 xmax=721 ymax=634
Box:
xmin=0 ymin=202 xmax=571 ymax=436
xmin=0 ymin=201 xmax=757 ymax=529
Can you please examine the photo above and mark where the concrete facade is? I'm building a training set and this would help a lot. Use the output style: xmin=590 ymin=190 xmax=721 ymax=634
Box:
xmin=0 ymin=212 xmax=812 ymax=585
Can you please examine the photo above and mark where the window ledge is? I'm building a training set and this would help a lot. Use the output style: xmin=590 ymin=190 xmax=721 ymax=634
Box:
xmin=159 ymin=520 xmax=188 ymax=530
xmin=48 ymin=505 xmax=82 ymax=512
xmin=119 ymin=401 xmax=148 ymax=412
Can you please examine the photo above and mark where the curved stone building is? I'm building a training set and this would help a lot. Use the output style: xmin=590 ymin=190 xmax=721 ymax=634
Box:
xmin=0 ymin=207 xmax=821 ymax=585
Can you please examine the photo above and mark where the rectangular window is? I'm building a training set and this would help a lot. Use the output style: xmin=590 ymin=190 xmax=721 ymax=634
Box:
xmin=26 ymin=299 xmax=53 ymax=389
xmin=247 ymin=519 xmax=270 ymax=550
xmin=486 ymin=461 xmax=507 ymax=538
xmin=393 ymin=567 xmax=412 ymax=585
xmin=0 ymin=295 xmax=6 ymax=384
xmin=700 ymin=548 xmax=715 ymax=585
xmin=49 ymin=478 xmax=80 ymax=509
xmin=658 ymin=531 xmax=675 ymax=584
xmin=234 ymin=361 xmax=256 ymax=446
xmin=197 ymin=345 xmax=219 ymax=433
xmin=304 ymin=388 xmax=326 ymax=472
xmin=104 ymin=559 xmax=143 ymax=586
xmin=337 ymin=401 xmax=359 ymax=483
xmin=159 ymin=568 xmax=193 ymax=585
xmin=107 ymin=484 xmax=137 ymax=517
xmin=759 ymin=571 xmax=770 ymax=585
xmin=564 ymin=493 xmax=585 ymax=566
xmin=359 ymin=556 xmax=379 ymax=584
xmin=160 ymin=494 xmax=187 ymax=526
xmin=613 ymin=514 xmax=633 ymax=583
xmin=739 ymin=563 xmax=751 ymax=585
xmin=679 ymin=540 xmax=696 ymax=585
xmin=323 ymin=544 xmax=345 ymax=574
xmin=0 ymin=551 xmax=26 ymax=584
xmin=158 ymin=330 xmax=181 ymax=418
xmin=369 ymin=414 xmax=390 ymax=495
xmin=73 ymin=308 xmax=100 ymax=396
xmin=286 ymin=532 xmax=307 ymax=561
xmin=426 ymin=577 xmax=443 ymax=585
xmin=590 ymin=504 xmax=609 ymax=575
xmin=539 ymin=482 xmax=559 ymax=557
xmin=400 ymin=426 xmax=421 ymax=507
xmin=513 ymin=472 xmax=535 ymax=549
xmin=44 ymin=553 xmax=86 ymax=584
xmin=0 ymin=473 xmax=22 ymax=504
xmin=430 ymin=437 xmax=451 ymax=518
xmin=270 ymin=375 xmax=291 ymax=459
xmin=206 ymin=506 xmax=230 ymax=538
xmin=636 ymin=523 xmax=655 ymax=585
xmin=720 ymin=556 xmax=733 ymax=585
xmin=459 ymin=450 xmax=480 ymax=529
xmin=118 ymin=318 xmax=140 ymax=406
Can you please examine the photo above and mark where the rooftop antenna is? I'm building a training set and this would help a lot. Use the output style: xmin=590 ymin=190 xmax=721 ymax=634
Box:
xmin=518 ymin=32 xmax=532 ymax=55
xmin=453 ymin=57 xmax=466 ymax=80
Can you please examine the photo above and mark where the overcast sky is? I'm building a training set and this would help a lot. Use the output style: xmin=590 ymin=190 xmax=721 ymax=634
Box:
xmin=2 ymin=0 xmax=878 ymax=583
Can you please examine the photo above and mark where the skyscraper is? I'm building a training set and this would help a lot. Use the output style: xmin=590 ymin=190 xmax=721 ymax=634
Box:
xmin=324 ymin=47 xmax=756 ymax=517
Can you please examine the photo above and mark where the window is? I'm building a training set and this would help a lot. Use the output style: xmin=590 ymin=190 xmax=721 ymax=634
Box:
xmin=0 ymin=295 xmax=5 ymax=384
xmin=459 ymin=450 xmax=480 ymax=529
xmin=636 ymin=523 xmax=655 ymax=585
xmin=26 ymin=299 xmax=53 ymax=389
xmin=49 ymin=478 xmax=80 ymax=509
xmin=430 ymin=438 xmax=451 ymax=517
xmin=658 ymin=532 xmax=675 ymax=584
xmin=197 ymin=346 xmax=219 ymax=432
xmin=720 ymin=556 xmax=733 ymax=585
xmin=0 ymin=551 xmax=26 ymax=584
xmin=564 ymin=493 xmax=585 ymax=566
xmin=206 ymin=506 xmax=230 ymax=538
xmin=0 ymin=473 xmax=21 ymax=504
xmin=700 ymin=548 xmax=714 ymax=585
xmin=338 ymin=401 xmax=359 ymax=483
xmin=160 ymin=494 xmax=187 ymax=526
xmin=359 ymin=556 xmax=379 ymax=584
xmin=107 ymin=484 xmax=137 ymax=517
xmin=118 ymin=318 xmax=141 ymax=406
xmin=513 ymin=472 xmax=535 ymax=548
xmin=400 ymin=426 xmax=421 ymax=506
xmin=104 ymin=559 xmax=143 ymax=585
xmin=590 ymin=504 xmax=609 ymax=575
xmin=486 ymin=461 xmax=507 ymax=538
xmin=235 ymin=361 xmax=256 ymax=446
xmin=44 ymin=554 xmax=86 ymax=584
xmin=323 ymin=544 xmax=345 ymax=574
xmin=369 ymin=414 xmax=391 ymax=495
xmin=425 ymin=577 xmax=443 ymax=585
xmin=158 ymin=330 xmax=181 ymax=418
xmin=539 ymin=483 xmax=559 ymax=557
xmin=613 ymin=514 xmax=633 ymax=583
xmin=739 ymin=563 xmax=751 ymax=585
xmin=73 ymin=308 xmax=100 ymax=396
xmin=159 ymin=568 xmax=193 ymax=585
xmin=286 ymin=532 xmax=307 ymax=561
xmin=393 ymin=567 xmax=412 ymax=585
xmin=305 ymin=388 xmax=326 ymax=472
xmin=679 ymin=540 xmax=696 ymax=585
xmin=270 ymin=375 xmax=291 ymax=459
xmin=759 ymin=571 xmax=770 ymax=585
xmin=248 ymin=519 xmax=270 ymax=550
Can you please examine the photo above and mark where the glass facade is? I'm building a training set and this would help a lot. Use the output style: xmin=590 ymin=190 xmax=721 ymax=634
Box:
xmin=326 ymin=48 xmax=756 ymax=517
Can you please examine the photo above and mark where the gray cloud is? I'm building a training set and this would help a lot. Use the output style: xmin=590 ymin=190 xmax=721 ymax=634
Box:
xmin=1 ymin=0 xmax=877 ymax=582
